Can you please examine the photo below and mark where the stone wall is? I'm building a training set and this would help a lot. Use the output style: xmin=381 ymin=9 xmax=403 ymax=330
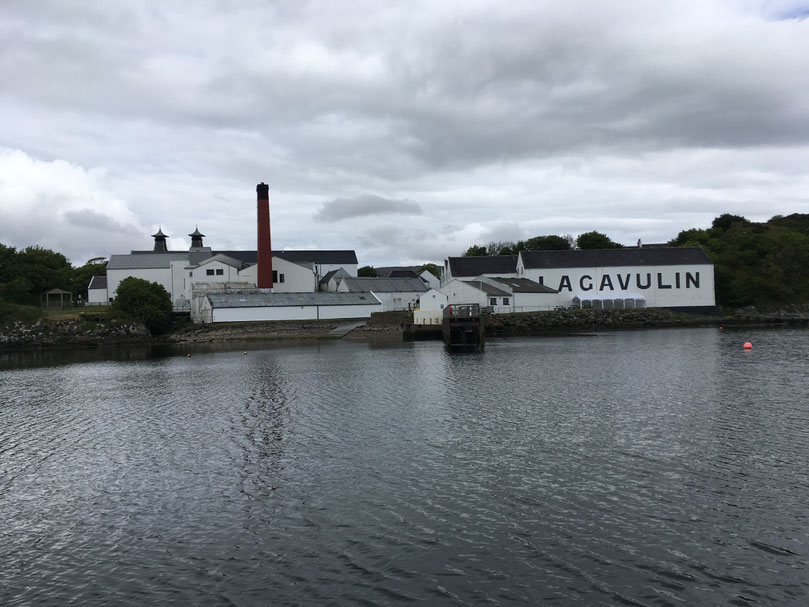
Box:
xmin=1 ymin=319 xmax=150 ymax=348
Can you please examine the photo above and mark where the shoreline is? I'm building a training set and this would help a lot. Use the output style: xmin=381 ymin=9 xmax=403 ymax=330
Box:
xmin=2 ymin=307 xmax=808 ymax=353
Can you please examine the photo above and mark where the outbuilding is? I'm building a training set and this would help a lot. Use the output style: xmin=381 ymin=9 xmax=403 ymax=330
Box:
xmin=193 ymin=291 xmax=381 ymax=323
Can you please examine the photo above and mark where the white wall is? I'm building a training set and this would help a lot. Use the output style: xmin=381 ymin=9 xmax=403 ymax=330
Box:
xmin=211 ymin=303 xmax=379 ymax=322
xmin=414 ymin=289 xmax=447 ymax=325
xmin=439 ymin=279 xmax=489 ymax=308
xmin=518 ymin=263 xmax=715 ymax=308
xmin=87 ymin=288 xmax=109 ymax=305
xmin=107 ymin=268 xmax=172 ymax=302
xmin=271 ymin=257 xmax=317 ymax=292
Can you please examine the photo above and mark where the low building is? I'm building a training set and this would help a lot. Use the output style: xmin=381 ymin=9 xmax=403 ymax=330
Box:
xmin=87 ymin=276 xmax=109 ymax=305
xmin=193 ymin=291 xmax=381 ymax=323
xmin=414 ymin=288 xmax=449 ymax=325
xmin=337 ymin=276 xmax=427 ymax=311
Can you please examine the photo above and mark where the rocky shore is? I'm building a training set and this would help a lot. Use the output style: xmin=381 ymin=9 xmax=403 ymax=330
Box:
xmin=2 ymin=306 xmax=808 ymax=351
xmin=0 ymin=318 xmax=151 ymax=348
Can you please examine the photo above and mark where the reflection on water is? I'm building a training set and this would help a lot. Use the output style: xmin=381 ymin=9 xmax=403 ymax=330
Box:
xmin=1 ymin=327 xmax=809 ymax=606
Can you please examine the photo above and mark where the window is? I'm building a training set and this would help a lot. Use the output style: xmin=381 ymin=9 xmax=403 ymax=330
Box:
xmin=189 ymin=272 xmax=192 ymax=277
xmin=490 ymin=297 xmax=497 ymax=306
xmin=272 ymin=270 xmax=278 ymax=283
xmin=206 ymin=269 xmax=215 ymax=276
xmin=279 ymin=273 xmax=285 ymax=283
xmin=503 ymin=297 xmax=510 ymax=305
xmin=538 ymin=276 xmax=544 ymax=285
xmin=215 ymin=268 xmax=224 ymax=275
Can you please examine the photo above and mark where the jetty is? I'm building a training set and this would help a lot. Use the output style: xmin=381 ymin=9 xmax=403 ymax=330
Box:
xmin=442 ymin=304 xmax=485 ymax=350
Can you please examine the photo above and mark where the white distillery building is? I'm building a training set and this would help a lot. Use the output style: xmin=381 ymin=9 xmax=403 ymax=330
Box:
xmin=336 ymin=276 xmax=428 ymax=312
xmin=516 ymin=247 xmax=716 ymax=312
xmin=87 ymin=276 xmax=109 ymax=305
xmin=103 ymin=229 xmax=359 ymax=310
xmin=440 ymin=277 xmax=560 ymax=315
xmin=193 ymin=292 xmax=381 ymax=323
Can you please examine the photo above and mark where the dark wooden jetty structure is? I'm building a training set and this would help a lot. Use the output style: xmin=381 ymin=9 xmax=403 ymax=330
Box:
xmin=442 ymin=304 xmax=485 ymax=350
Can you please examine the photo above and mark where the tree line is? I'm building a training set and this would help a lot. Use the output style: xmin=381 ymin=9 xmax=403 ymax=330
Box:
xmin=0 ymin=243 xmax=107 ymax=306
xmin=462 ymin=231 xmax=622 ymax=257
xmin=4 ymin=212 xmax=809 ymax=313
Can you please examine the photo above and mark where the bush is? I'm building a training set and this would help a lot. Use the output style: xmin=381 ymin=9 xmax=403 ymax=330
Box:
xmin=0 ymin=301 xmax=44 ymax=326
xmin=114 ymin=277 xmax=173 ymax=335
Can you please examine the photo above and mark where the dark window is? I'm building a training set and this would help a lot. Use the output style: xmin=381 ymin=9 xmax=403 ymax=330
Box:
xmin=503 ymin=297 xmax=510 ymax=305
xmin=189 ymin=272 xmax=192 ymax=277
xmin=272 ymin=270 xmax=278 ymax=283
xmin=538 ymin=276 xmax=544 ymax=285
xmin=206 ymin=269 xmax=215 ymax=276
xmin=280 ymin=273 xmax=285 ymax=283
xmin=489 ymin=297 xmax=497 ymax=306
xmin=215 ymin=268 xmax=224 ymax=275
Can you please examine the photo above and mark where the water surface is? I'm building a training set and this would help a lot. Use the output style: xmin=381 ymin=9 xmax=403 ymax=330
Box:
xmin=2 ymin=328 xmax=808 ymax=605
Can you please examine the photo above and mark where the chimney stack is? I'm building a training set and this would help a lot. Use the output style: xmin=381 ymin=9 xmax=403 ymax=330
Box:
xmin=256 ymin=182 xmax=273 ymax=288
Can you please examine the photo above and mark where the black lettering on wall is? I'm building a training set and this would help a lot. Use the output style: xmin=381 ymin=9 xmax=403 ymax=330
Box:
xmin=636 ymin=273 xmax=651 ymax=289
xmin=558 ymin=276 xmax=572 ymax=292
xmin=599 ymin=274 xmax=614 ymax=291
xmin=657 ymin=273 xmax=672 ymax=289
xmin=580 ymin=275 xmax=593 ymax=291
xmin=617 ymin=273 xmax=631 ymax=290
xmin=675 ymin=272 xmax=681 ymax=289
xmin=686 ymin=272 xmax=700 ymax=288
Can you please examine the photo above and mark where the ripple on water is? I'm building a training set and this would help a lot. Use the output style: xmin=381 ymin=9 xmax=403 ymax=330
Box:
xmin=2 ymin=329 xmax=809 ymax=605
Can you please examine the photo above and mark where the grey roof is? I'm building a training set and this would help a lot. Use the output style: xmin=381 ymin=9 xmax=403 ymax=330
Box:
xmin=211 ymin=249 xmax=357 ymax=266
xmin=207 ymin=292 xmax=380 ymax=308
xmin=519 ymin=247 xmax=712 ymax=269
xmin=213 ymin=250 xmax=257 ymax=264
xmin=275 ymin=250 xmax=358 ymax=265
xmin=107 ymin=252 xmax=191 ymax=270
xmin=488 ymin=277 xmax=558 ymax=294
xmin=448 ymin=255 xmax=518 ymax=277
xmin=375 ymin=266 xmax=420 ymax=278
xmin=340 ymin=277 xmax=428 ymax=293
xmin=195 ymin=253 xmax=244 ymax=269
xmin=88 ymin=275 xmax=107 ymax=290
xmin=462 ymin=280 xmax=511 ymax=296
xmin=319 ymin=267 xmax=350 ymax=285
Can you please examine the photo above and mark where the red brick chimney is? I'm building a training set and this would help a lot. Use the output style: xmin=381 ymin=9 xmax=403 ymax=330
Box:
xmin=256 ymin=182 xmax=273 ymax=288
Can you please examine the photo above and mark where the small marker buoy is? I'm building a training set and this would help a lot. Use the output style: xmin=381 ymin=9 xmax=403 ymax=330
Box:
xmin=719 ymin=326 xmax=724 ymax=331
xmin=244 ymin=351 xmax=247 ymax=355
xmin=187 ymin=353 xmax=191 ymax=357
xmin=744 ymin=342 xmax=752 ymax=350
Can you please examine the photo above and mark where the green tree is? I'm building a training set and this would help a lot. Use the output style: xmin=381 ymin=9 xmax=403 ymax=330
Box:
xmin=358 ymin=265 xmax=378 ymax=277
xmin=575 ymin=231 xmax=623 ymax=250
xmin=463 ymin=245 xmax=487 ymax=257
xmin=114 ymin=277 xmax=173 ymax=335
xmin=712 ymin=213 xmax=750 ymax=232
xmin=1 ymin=245 xmax=73 ymax=305
xmin=72 ymin=259 xmax=108 ymax=302
xmin=418 ymin=263 xmax=441 ymax=279
xmin=523 ymin=235 xmax=573 ymax=251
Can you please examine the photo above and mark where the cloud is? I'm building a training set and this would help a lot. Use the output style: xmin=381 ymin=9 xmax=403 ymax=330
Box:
xmin=1 ymin=2 xmax=809 ymax=267
xmin=0 ymin=149 xmax=145 ymax=264
xmin=315 ymin=194 xmax=422 ymax=221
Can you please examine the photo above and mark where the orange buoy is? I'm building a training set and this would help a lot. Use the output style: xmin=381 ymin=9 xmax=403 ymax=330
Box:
xmin=719 ymin=326 xmax=724 ymax=331
xmin=744 ymin=342 xmax=752 ymax=350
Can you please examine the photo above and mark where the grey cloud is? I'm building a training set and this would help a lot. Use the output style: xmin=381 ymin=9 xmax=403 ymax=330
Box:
xmin=315 ymin=195 xmax=422 ymax=221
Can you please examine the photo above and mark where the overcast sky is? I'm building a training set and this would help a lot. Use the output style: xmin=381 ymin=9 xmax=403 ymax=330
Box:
xmin=2 ymin=0 xmax=808 ymax=267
